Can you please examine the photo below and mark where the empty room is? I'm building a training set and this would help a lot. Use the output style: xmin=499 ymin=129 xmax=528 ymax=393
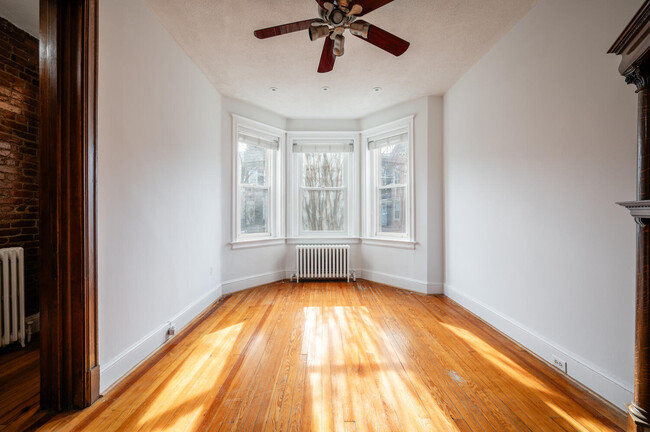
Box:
xmin=1 ymin=0 xmax=649 ymax=430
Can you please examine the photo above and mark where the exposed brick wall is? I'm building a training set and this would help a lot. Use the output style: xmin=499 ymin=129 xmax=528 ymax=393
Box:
xmin=0 ymin=17 xmax=40 ymax=316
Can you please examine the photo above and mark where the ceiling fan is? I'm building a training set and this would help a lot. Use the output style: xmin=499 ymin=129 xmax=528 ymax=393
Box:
xmin=253 ymin=0 xmax=409 ymax=73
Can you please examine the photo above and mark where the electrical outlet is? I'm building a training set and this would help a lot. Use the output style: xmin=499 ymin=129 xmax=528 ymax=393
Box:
xmin=552 ymin=355 xmax=567 ymax=373
xmin=167 ymin=322 xmax=176 ymax=340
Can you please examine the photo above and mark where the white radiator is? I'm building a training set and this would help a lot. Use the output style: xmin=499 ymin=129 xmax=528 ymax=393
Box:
xmin=0 ymin=247 xmax=25 ymax=348
xmin=296 ymin=244 xmax=350 ymax=282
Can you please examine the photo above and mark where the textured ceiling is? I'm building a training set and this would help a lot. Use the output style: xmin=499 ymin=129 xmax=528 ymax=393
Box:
xmin=144 ymin=0 xmax=536 ymax=119
xmin=0 ymin=0 xmax=39 ymax=38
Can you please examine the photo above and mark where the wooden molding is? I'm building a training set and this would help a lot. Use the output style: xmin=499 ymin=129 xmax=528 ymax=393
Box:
xmin=609 ymin=0 xmax=650 ymax=76
xmin=610 ymin=2 xmax=650 ymax=430
xmin=39 ymin=0 xmax=99 ymax=410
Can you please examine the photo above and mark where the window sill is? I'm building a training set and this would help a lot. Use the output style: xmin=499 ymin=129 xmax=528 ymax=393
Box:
xmin=361 ymin=237 xmax=417 ymax=249
xmin=230 ymin=237 xmax=286 ymax=250
xmin=286 ymin=237 xmax=361 ymax=245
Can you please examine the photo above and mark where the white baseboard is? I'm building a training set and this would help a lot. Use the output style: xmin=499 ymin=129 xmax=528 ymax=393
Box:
xmin=220 ymin=268 xmax=442 ymax=296
xmin=360 ymin=269 xmax=443 ymax=295
xmin=99 ymin=285 xmax=222 ymax=394
xmin=221 ymin=270 xmax=287 ymax=295
xmin=444 ymin=283 xmax=632 ymax=410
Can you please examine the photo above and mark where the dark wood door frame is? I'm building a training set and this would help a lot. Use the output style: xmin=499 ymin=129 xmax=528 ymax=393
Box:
xmin=39 ymin=0 xmax=99 ymax=410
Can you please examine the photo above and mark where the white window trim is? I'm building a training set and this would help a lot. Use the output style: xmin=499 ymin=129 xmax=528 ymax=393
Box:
xmin=361 ymin=116 xmax=415 ymax=244
xmin=287 ymin=131 xmax=360 ymax=240
xmin=231 ymin=115 xmax=285 ymax=247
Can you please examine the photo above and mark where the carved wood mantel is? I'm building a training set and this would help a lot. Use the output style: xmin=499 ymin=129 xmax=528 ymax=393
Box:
xmin=610 ymin=1 xmax=650 ymax=430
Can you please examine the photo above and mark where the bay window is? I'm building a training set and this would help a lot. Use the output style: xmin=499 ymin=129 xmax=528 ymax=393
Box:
xmin=232 ymin=116 xmax=416 ymax=247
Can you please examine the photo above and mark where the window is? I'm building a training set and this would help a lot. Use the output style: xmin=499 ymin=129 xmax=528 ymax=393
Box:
xmin=364 ymin=117 xmax=414 ymax=241
xmin=288 ymin=135 xmax=358 ymax=238
xmin=233 ymin=116 xmax=283 ymax=244
xmin=238 ymin=140 xmax=270 ymax=235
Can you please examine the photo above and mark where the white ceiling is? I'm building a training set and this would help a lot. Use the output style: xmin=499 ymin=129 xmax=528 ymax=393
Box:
xmin=0 ymin=0 xmax=39 ymax=38
xmin=150 ymin=0 xmax=536 ymax=119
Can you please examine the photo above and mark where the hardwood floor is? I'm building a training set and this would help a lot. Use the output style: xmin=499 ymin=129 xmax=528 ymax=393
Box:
xmin=0 ymin=337 xmax=44 ymax=430
xmin=2 ymin=281 xmax=626 ymax=431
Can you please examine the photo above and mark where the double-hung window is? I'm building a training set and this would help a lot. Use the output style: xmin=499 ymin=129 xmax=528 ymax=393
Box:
xmin=233 ymin=116 xmax=283 ymax=244
xmin=289 ymin=135 xmax=357 ymax=238
xmin=364 ymin=117 xmax=414 ymax=241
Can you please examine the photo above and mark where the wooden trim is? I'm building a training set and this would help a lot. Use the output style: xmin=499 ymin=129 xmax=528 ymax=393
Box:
xmin=608 ymin=0 xmax=650 ymax=77
xmin=609 ymin=2 xmax=650 ymax=430
xmin=39 ymin=0 xmax=99 ymax=410
xmin=608 ymin=0 xmax=650 ymax=55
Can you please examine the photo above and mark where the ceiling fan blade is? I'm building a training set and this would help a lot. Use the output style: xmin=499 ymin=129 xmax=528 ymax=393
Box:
xmin=354 ymin=21 xmax=409 ymax=56
xmin=254 ymin=19 xmax=319 ymax=39
xmin=348 ymin=0 xmax=394 ymax=16
xmin=318 ymin=36 xmax=336 ymax=73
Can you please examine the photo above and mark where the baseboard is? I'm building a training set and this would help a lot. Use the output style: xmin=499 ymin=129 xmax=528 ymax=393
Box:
xmin=222 ymin=270 xmax=288 ymax=295
xmin=220 ymin=269 xmax=443 ymax=297
xmin=99 ymin=285 xmax=222 ymax=394
xmin=443 ymin=283 xmax=633 ymax=410
xmin=360 ymin=269 xmax=443 ymax=295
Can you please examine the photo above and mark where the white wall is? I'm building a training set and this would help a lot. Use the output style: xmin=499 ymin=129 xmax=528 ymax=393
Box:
xmin=219 ymin=97 xmax=289 ymax=293
xmin=286 ymin=119 xmax=361 ymax=132
xmin=360 ymin=97 xmax=445 ymax=293
xmin=98 ymin=0 xmax=222 ymax=392
xmin=444 ymin=0 xmax=640 ymax=408
xmin=427 ymin=97 xmax=445 ymax=288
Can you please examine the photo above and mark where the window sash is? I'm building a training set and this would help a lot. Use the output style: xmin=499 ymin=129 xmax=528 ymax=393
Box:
xmin=236 ymin=141 xmax=273 ymax=238
xmin=372 ymin=142 xmax=409 ymax=238
xmin=300 ymin=188 xmax=348 ymax=234
xmin=298 ymin=151 xmax=349 ymax=235
xmin=293 ymin=142 xmax=354 ymax=153
xmin=375 ymin=185 xmax=407 ymax=235
xmin=378 ymin=184 xmax=407 ymax=190
xmin=238 ymin=186 xmax=271 ymax=237
xmin=300 ymin=186 xmax=346 ymax=191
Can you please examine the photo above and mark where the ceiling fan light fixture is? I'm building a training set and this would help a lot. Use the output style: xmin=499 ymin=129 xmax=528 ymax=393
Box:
xmin=253 ymin=0 xmax=408 ymax=73
xmin=321 ymin=86 xmax=330 ymax=92
xmin=333 ymin=34 xmax=345 ymax=57
xmin=349 ymin=21 xmax=370 ymax=38
xmin=330 ymin=9 xmax=345 ymax=26
xmin=309 ymin=24 xmax=330 ymax=41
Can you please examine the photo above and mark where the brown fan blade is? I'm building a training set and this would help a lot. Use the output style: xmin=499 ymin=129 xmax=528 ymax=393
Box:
xmin=318 ymin=37 xmax=336 ymax=73
xmin=354 ymin=21 xmax=409 ymax=56
xmin=254 ymin=19 xmax=319 ymax=39
xmin=348 ymin=0 xmax=394 ymax=16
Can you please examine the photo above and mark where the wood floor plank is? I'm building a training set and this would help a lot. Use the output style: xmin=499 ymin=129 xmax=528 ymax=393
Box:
xmin=0 ymin=280 xmax=627 ymax=431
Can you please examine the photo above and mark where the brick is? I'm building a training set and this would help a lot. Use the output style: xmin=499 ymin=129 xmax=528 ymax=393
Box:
xmin=0 ymin=16 xmax=40 ymax=314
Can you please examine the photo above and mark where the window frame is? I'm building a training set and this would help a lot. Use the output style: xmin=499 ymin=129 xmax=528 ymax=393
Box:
xmin=287 ymin=131 xmax=360 ymax=240
xmin=232 ymin=115 xmax=285 ymax=246
xmin=362 ymin=116 xmax=415 ymax=243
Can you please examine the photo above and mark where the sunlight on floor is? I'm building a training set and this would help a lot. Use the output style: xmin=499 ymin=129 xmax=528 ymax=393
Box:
xmin=136 ymin=322 xmax=244 ymax=431
xmin=25 ymin=283 xmax=622 ymax=432
xmin=442 ymin=323 xmax=552 ymax=394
